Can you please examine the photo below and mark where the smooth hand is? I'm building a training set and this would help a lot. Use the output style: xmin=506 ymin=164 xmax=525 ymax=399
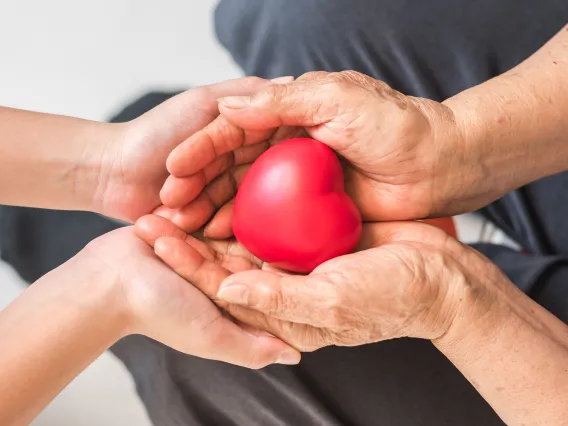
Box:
xmin=77 ymin=227 xmax=300 ymax=368
xmin=85 ymin=77 xmax=284 ymax=223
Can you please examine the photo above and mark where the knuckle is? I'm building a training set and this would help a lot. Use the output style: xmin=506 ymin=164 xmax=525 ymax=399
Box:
xmin=297 ymin=71 xmax=331 ymax=82
xmin=313 ymin=72 xmax=371 ymax=109
xmin=331 ymin=70 xmax=365 ymax=82
xmin=372 ymin=78 xmax=393 ymax=91
xmin=207 ymin=116 xmax=231 ymax=138
xmin=371 ymin=80 xmax=409 ymax=110
xmin=257 ymin=284 xmax=288 ymax=317
xmin=312 ymin=277 xmax=343 ymax=327
xmin=325 ymin=72 xmax=408 ymax=111
xmin=190 ymin=86 xmax=214 ymax=104
xmin=326 ymin=305 xmax=344 ymax=328
xmin=209 ymin=118 xmax=245 ymax=155
xmin=328 ymin=70 xmax=375 ymax=89
xmin=181 ymin=86 xmax=219 ymax=120
xmin=252 ymin=83 xmax=287 ymax=106
xmin=242 ymin=76 xmax=267 ymax=87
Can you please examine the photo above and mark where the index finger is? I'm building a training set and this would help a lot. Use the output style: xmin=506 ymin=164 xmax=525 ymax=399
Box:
xmin=167 ymin=115 xmax=274 ymax=177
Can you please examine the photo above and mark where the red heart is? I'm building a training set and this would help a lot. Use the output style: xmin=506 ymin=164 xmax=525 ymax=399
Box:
xmin=233 ymin=138 xmax=362 ymax=273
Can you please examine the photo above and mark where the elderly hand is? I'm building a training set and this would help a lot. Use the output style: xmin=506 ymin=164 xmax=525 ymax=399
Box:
xmin=135 ymin=214 xmax=499 ymax=350
xmin=158 ymin=71 xmax=492 ymax=238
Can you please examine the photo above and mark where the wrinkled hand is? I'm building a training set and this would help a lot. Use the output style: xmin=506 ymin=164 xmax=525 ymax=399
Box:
xmin=79 ymin=227 xmax=300 ymax=368
xmin=87 ymin=77 xmax=286 ymax=224
xmin=159 ymin=71 xmax=477 ymax=237
xmin=135 ymin=215 xmax=497 ymax=351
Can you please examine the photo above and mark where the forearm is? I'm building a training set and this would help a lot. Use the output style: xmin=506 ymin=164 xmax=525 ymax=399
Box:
xmin=434 ymin=271 xmax=568 ymax=425
xmin=0 ymin=256 xmax=128 ymax=425
xmin=443 ymin=25 xmax=568 ymax=202
xmin=0 ymin=107 xmax=123 ymax=211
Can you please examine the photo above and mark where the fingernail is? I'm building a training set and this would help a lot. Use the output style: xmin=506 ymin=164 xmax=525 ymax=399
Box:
xmin=217 ymin=284 xmax=249 ymax=304
xmin=217 ymin=96 xmax=251 ymax=109
xmin=275 ymin=350 xmax=300 ymax=365
xmin=270 ymin=76 xmax=294 ymax=84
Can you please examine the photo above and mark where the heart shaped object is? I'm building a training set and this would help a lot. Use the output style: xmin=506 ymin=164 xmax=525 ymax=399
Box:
xmin=233 ymin=138 xmax=362 ymax=273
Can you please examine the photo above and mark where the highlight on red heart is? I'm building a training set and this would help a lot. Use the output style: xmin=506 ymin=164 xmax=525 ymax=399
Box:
xmin=232 ymin=138 xmax=362 ymax=273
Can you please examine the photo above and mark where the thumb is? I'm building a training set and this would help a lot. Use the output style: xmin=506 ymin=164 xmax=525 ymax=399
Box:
xmin=217 ymin=78 xmax=348 ymax=131
xmin=216 ymin=269 xmax=339 ymax=327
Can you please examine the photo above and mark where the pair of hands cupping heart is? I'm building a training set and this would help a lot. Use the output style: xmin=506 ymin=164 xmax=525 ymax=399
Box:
xmin=135 ymin=97 xmax=367 ymax=356
xmin=153 ymin=83 xmax=364 ymax=274
xmin=134 ymin=71 xmax=470 ymax=354
xmin=164 ymin=135 xmax=363 ymax=274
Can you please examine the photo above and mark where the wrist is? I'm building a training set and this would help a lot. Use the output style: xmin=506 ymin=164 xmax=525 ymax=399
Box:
xmin=432 ymin=283 xmax=500 ymax=355
xmin=413 ymin=97 xmax=484 ymax=216
xmin=405 ymin=230 xmax=505 ymax=345
xmin=431 ymin=243 xmax=550 ymax=355
xmin=431 ymin=252 xmax=568 ymax=425
xmin=439 ymin=92 xmax=524 ymax=214
xmin=443 ymin=73 xmax=568 ymax=210
xmin=433 ymin=242 xmax=568 ymax=349
xmin=60 ymin=252 xmax=134 ymax=341
xmin=397 ymin=236 xmax=493 ymax=341
xmin=72 ymin=121 xmax=129 ymax=214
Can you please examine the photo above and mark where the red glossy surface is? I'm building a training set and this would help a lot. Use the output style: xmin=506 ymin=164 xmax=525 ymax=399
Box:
xmin=233 ymin=138 xmax=362 ymax=273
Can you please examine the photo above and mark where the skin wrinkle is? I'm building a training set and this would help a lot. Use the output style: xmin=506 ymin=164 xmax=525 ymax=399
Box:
xmin=327 ymin=109 xmax=370 ymax=154
xmin=71 ymin=144 xmax=99 ymax=213
xmin=82 ymin=239 xmax=143 ymax=330
xmin=98 ymin=145 xmax=123 ymax=218
xmin=317 ymin=272 xmax=352 ymax=328
xmin=298 ymin=80 xmax=342 ymax=126
xmin=182 ymin=87 xmax=219 ymax=124
xmin=375 ymin=246 xmax=433 ymax=338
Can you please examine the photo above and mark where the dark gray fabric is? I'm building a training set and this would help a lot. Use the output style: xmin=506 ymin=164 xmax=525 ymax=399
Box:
xmin=112 ymin=337 xmax=500 ymax=426
xmin=2 ymin=1 xmax=568 ymax=425
xmin=215 ymin=0 xmax=567 ymax=101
